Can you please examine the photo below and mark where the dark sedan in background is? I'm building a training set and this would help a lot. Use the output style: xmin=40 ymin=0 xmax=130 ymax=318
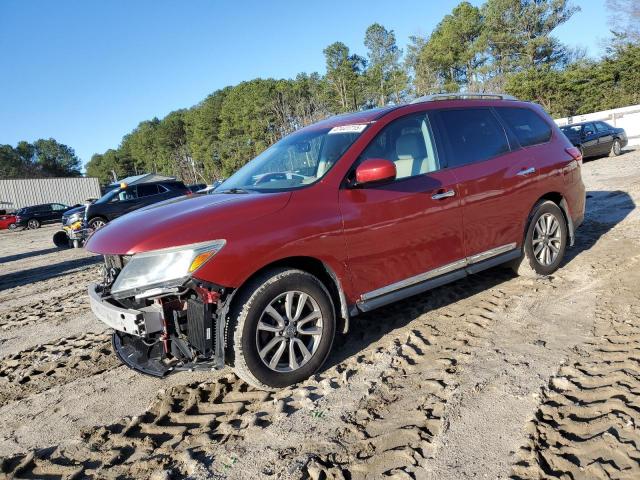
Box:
xmin=62 ymin=179 xmax=190 ymax=231
xmin=560 ymin=121 xmax=628 ymax=159
xmin=15 ymin=203 xmax=71 ymax=229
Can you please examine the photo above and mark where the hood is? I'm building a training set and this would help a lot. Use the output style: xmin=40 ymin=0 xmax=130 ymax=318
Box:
xmin=85 ymin=191 xmax=291 ymax=255
xmin=63 ymin=205 xmax=85 ymax=217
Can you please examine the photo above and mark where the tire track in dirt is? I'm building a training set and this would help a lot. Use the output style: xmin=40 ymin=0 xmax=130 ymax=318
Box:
xmin=0 ymin=270 xmax=517 ymax=479
xmin=512 ymin=259 xmax=640 ymax=479
xmin=300 ymin=286 xmax=512 ymax=479
xmin=0 ymin=287 xmax=90 ymax=331
xmin=0 ymin=265 xmax=101 ymax=314
xmin=0 ymin=332 xmax=117 ymax=406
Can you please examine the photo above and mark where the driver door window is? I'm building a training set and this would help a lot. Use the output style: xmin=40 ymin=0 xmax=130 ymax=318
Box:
xmin=357 ymin=112 xmax=439 ymax=180
xmin=111 ymin=188 xmax=137 ymax=202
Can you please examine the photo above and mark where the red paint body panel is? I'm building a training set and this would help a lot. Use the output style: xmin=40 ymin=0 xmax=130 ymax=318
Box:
xmin=339 ymin=169 xmax=463 ymax=297
xmin=0 ymin=215 xmax=16 ymax=230
xmin=86 ymin=99 xmax=586 ymax=310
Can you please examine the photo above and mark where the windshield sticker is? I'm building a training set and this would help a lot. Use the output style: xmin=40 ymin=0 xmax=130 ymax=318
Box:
xmin=328 ymin=124 xmax=368 ymax=134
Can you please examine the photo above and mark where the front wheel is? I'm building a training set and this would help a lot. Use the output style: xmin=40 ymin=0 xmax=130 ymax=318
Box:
xmin=511 ymin=201 xmax=568 ymax=277
xmin=228 ymin=268 xmax=336 ymax=390
xmin=88 ymin=217 xmax=107 ymax=230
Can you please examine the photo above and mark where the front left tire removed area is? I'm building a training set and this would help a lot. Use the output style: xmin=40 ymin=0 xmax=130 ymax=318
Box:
xmin=227 ymin=268 xmax=336 ymax=390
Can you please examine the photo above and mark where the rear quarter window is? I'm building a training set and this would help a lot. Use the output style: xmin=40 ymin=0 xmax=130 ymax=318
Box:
xmin=495 ymin=107 xmax=552 ymax=147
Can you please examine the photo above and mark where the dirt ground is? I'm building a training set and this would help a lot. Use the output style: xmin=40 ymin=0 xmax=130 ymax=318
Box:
xmin=0 ymin=148 xmax=639 ymax=479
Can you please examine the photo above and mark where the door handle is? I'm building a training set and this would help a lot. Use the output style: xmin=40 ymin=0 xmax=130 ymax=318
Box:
xmin=431 ymin=189 xmax=456 ymax=200
xmin=516 ymin=167 xmax=536 ymax=176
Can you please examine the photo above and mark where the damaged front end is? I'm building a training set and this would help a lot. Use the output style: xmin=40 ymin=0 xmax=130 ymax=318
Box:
xmin=88 ymin=241 xmax=230 ymax=377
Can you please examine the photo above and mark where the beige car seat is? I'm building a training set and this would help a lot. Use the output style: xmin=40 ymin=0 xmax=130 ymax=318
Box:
xmin=394 ymin=132 xmax=436 ymax=178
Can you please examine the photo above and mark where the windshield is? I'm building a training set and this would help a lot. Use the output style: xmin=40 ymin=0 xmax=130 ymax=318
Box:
xmin=561 ymin=125 xmax=582 ymax=135
xmin=217 ymin=125 xmax=366 ymax=192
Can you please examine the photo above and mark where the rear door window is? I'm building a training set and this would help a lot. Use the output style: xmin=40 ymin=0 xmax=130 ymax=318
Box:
xmin=583 ymin=123 xmax=596 ymax=136
xmin=495 ymin=107 xmax=552 ymax=147
xmin=136 ymin=184 xmax=161 ymax=197
xmin=437 ymin=108 xmax=509 ymax=168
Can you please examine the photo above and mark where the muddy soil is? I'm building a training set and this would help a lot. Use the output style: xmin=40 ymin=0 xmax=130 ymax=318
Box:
xmin=0 ymin=149 xmax=639 ymax=479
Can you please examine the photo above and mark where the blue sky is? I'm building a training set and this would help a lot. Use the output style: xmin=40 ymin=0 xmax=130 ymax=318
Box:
xmin=0 ymin=0 xmax=610 ymax=167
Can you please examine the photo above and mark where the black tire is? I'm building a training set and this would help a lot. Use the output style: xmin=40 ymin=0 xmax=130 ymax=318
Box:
xmin=88 ymin=217 xmax=107 ymax=230
xmin=53 ymin=230 xmax=71 ymax=249
xmin=227 ymin=268 xmax=336 ymax=390
xmin=511 ymin=200 xmax=568 ymax=277
xmin=27 ymin=218 xmax=40 ymax=229
xmin=610 ymin=139 xmax=622 ymax=157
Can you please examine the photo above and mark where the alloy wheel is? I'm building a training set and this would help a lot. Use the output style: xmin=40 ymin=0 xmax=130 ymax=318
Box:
xmin=613 ymin=140 xmax=621 ymax=155
xmin=532 ymin=213 xmax=562 ymax=266
xmin=256 ymin=291 xmax=323 ymax=372
xmin=91 ymin=219 xmax=106 ymax=229
xmin=28 ymin=219 xmax=38 ymax=229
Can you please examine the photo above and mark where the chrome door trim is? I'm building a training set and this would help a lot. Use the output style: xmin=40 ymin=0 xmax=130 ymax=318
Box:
xmin=467 ymin=242 xmax=517 ymax=264
xmin=359 ymin=242 xmax=517 ymax=302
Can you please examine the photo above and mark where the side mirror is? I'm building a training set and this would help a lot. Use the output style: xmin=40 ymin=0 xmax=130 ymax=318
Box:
xmin=354 ymin=158 xmax=396 ymax=186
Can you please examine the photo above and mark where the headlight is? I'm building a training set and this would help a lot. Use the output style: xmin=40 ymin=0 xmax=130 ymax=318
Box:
xmin=65 ymin=212 xmax=83 ymax=225
xmin=110 ymin=240 xmax=225 ymax=296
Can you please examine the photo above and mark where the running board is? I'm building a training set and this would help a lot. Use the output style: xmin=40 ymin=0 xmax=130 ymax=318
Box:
xmin=356 ymin=248 xmax=520 ymax=313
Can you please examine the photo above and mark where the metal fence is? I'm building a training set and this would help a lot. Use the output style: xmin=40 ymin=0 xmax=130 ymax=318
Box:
xmin=0 ymin=177 xmax=102 ymax=211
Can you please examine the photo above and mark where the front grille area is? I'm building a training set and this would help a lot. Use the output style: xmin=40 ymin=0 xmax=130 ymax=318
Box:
xmin=187 ymin=298 xmax=215 ymax=356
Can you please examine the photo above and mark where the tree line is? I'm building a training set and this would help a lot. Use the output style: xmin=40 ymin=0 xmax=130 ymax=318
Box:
xmin=2 ymin=0 xmax=638 ymax=184
xmin=0 ymin=139 xmax=82 ymax=179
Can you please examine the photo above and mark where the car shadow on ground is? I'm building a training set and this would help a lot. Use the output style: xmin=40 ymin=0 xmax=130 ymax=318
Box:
xmin=0 ymin=256 xmax=101 ymax=291
xmin=0 ymin=247 xmax=61 ymax=264
xmin=563 ymin=189 xmax=634 ymax=266
xmin=323 ymin=188 xmax=634 ymax=372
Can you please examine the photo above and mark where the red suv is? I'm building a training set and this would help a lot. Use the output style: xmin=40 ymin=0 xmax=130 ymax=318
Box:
xmin=86 ymin=94 xmax=585 ymax=389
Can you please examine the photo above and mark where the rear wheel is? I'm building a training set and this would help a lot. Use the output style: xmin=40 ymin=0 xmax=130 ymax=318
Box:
xmin=511 ymin=201 xmax=568 ymax=277
xmin=8 ymin=223 xmax=16 ymax=230
xmin=228 ymin=268 xmax=336 ymax=390
xmin=610 ymin=139 xmax=622 ymax=157
xmin=27 ymin=218 xmax=40 ymax=229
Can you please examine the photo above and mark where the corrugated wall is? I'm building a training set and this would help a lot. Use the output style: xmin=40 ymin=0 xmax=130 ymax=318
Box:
xmin=0 ymin=177 xmax=102 ymax=210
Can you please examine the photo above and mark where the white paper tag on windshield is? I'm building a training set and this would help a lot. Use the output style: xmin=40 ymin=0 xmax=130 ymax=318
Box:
xmin=328 ymin=124 xmax=367 ymax=134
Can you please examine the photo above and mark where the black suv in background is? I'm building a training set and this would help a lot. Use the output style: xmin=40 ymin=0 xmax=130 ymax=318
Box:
xmin=78 ymin=180 xmax=189 ymax=229
xmin=15 ymin=203 xmax=71 ymax=229
xmin=560 ymin=121 xmax=628 ymax=159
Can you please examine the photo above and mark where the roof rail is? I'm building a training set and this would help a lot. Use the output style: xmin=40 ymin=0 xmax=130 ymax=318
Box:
xmin=410 ymin=92 xmax=517 ymax=104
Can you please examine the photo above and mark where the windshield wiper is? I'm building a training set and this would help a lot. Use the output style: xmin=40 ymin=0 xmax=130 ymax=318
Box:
xmin=218 ymin=188 xmax=253 ymax=194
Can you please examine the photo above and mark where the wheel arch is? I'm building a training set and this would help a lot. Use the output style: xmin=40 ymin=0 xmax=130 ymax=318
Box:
xmin=228 ymin=256 xmax=352 ymax=334
xmin=528 ymin=192 xmax=575 ymax=247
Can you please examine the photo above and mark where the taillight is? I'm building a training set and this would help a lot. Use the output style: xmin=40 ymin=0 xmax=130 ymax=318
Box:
xmin=565 ymin=146 xmax=582 ymax=162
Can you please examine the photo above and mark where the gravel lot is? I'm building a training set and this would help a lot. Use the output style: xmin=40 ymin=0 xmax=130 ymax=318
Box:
xmin=1 ymin=148 xmax=639 ymax=479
